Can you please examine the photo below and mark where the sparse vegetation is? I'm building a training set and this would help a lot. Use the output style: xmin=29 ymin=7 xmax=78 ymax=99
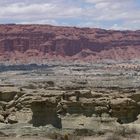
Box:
xmin=0 ymin=62 xmax=140 ymax=139
xmin=106 ymin=134 xmax=122 ymax=140
xmin=106 ymin=126 xmax=138 ymax=140
xmin=47 ymin=81 xmax=55 ymax=87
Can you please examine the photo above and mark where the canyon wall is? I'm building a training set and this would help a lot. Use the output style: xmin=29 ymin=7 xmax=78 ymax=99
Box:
xmin=0 ymin=24 xmax=140 ymax=62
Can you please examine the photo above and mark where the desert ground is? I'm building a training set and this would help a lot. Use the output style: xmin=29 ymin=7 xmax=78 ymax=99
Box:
xmin=0 ymin=61 xmax=140 ymax=140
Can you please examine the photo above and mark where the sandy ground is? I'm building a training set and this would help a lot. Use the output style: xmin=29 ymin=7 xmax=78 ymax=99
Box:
xmin=0 ymin=136 xmax=108 ymax=140
xmin=0 ymin=138 xmax=52 ymax=140
xmin=0 ymin=136 xmax=140 ymax=140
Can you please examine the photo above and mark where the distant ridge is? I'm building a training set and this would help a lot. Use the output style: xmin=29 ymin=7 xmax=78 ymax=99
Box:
xmin=0 ymin=24 xmax=139 ymax=63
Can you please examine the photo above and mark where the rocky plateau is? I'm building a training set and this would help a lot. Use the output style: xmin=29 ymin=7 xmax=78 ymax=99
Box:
xmin=0 ymin=24 xmax=139 ymax=63
xmin=0 ymin=63 xmax=139 ymax=139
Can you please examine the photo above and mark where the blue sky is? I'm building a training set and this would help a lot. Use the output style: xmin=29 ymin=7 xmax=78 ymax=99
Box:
xmin=0 ymin=0 xmax=140 ymax=30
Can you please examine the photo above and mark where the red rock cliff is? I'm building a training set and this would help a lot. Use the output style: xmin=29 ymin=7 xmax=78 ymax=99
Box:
xmin=0 ymin=24 xmax=140 ymax=62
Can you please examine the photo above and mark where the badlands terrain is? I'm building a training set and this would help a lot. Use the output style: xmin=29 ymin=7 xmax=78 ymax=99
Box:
xmin=0 ymin=24 xmax=139 ymax=140
xmin=0 ymin=62 xmax=140 ymax=140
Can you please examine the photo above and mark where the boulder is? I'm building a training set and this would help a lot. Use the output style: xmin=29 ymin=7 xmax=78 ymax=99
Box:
xmin=0 ymin=115 xmax=4 ymax=123
xmin=8 ymin=114 xmax=18 ymax=124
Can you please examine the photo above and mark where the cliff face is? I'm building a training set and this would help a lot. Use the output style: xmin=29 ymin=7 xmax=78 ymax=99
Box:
xmin=0 ymin=24 xmax=140 ymax=62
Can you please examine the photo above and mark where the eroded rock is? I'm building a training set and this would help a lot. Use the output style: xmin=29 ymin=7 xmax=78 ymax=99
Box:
xmin=0 ymin=115 xmax=4 ymax=123
xmin=8 ymin=114 xmax=18 ymax=124
xmin=31 ymin=100 xmax=62 ymax=128
xmin=0 ymin=25 xmax=140 ymax=62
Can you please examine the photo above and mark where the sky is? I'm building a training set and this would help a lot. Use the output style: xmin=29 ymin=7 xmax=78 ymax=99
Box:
xmin=0 ymin=0 xmax=140 ymax=30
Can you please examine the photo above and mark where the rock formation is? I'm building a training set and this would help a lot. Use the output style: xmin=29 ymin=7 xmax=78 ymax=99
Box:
xmin=0 ymin=63 xmax=140 ymax=139
xmin=0 ymin=24 xmax=139 ymax=62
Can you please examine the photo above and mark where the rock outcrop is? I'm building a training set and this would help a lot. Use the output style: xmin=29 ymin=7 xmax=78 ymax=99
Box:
xmin=0 ymin=24 xmax=139 ymax=62
xmin=31 ymin=100 xmax=62 ymax=128
xmin=0 ymin=87 xmax=140 ymax=127
xmin=0 ymin=63 xmax=140 ymax=138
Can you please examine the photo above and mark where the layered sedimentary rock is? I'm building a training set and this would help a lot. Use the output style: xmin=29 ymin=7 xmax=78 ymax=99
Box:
xmin=0 ymin=87 xmax=140 ymax=128
xmin=0 ymin=64 xmax=140 ymax=138
xmin=0 ymin=24 xmax=140 ymax=62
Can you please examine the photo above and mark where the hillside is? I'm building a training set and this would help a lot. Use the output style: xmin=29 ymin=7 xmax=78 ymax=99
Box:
xmin=0 ymin=24 xmax=140 ymax=63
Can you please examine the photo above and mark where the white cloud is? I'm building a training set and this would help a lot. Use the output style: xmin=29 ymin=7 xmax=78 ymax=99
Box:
xmin=111 ymin=24 xmax=126 ymax=30
xmin=19 ymin=19 xmax=58 ymax=25
xmin=0 ymin=1 xmax=83 ymax=19
xmin=0 ymin=0 xmax=139 ymax=30
xmin=83 ymin=0 xmax=140 ymax=30
xmin=84 ymin=0 xmax=139 ymax=20
xmin=78 ymin=22 xmax=99 ymax=28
